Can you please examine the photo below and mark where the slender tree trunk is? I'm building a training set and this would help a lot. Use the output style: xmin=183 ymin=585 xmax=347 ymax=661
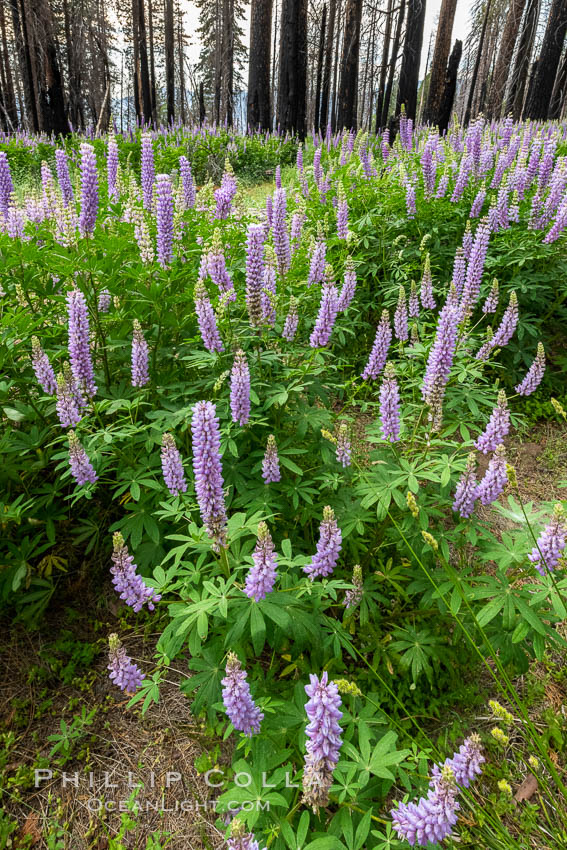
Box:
xmin=138 ymin=0 xmax=152 ymax=122
xmin=248 ymin=0 xmax=272 ymax=130
xmin=314 ymin=4 xmax=326 ymax=130
xmin=396 ymin=0 xmax=427 ymax=120
xmin=438 ymin=37 xmax=462 ymax=131
xmin=178 ymin=3 xmax=186 ymax=123
xmin=199 ymin=80 xmax=206 ymax=122
xmin=549 ymin=47 xmax=567 ymax=118
xmin=486 ymin=0 xmax=526 ymax=118
xmin=331 ymin=0 xmax=343 ymax=129
xmin=375 ymin=0 xmax=394 ymax=131
xmin=337 ymin=0 xmax=362 ymax=128
xmin=524 ymin=0 xmax=567 ymax=119
xmin=506 ymin=0 xmax=539 ymax=119
xmin=132 ymin=0 xmax=141 ymax=121
xmin=382 ymin=0 xmax=405 ymax=126
xmin=320 ymin=0 xmax=336 ymax=131
xmin=10 ymin=0 xmax=38 ymax=130
xmin=423 ymin=0 xmax=457 ymax=125
xmin=276 ymin=0 xmax=308 ymax=137
xmin=367 ymin=6 xmax=378 ymax=130
xmin=147 ymin=0 xmax=157 ymax=123
xmin=164 ymin=0 xmax=175 ymax=123
xmin=214 ymin=0 xmax=221 ymax=122
xmin=464 ymin=0 xmax=492 ymax=125
xmin=0 ymin=2 xmax=17 ymax=127
xmin=222 ymin=0 xmax=234 ymax=125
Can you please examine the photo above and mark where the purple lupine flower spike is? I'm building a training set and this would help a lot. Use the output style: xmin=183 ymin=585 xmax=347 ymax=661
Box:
xmin=394 ymin=286 xmax=409 ymax=341
xmin=362 ymin=310 xmax=392 ymax=380
xmin=452 ymin=453 xmax=478 ymax=518
xmin=0 ymin=151 xmax=14 ymax=216
xmin=244 ymin=522 xmax=278 ymax=601
xmin=179 ymin=156 xmax=196 ymax=208
xmin=194 ymin=282 xmax=224 ymax=353
xmin=282 ymin=297 xmax=299 ymax=341
xmin=528 ymin=504 xmax=567 ymax=576
xmin=420 ymin=254 xmax=436 ymax=309
xmin=336 ymin=423 xmax=351 ymax=467
xmin=337 ymin=257 xmax=356 ymax=311
xmin=245 ymin=223 xmax=266 ymax=327
xmin=262 ymin=247 xmax=277 ymax=325
xmin=110 ymin=532 xmax=161 ymax=612
xmin=432 ymin=734 xmax=485 ymax=789
xmin=478 ymin=291 xmax=518 ymax=359
xmin=380 ymin=362 xmax=401 ymax=442
xmin=482 ymin=278 xmax=499 ymax=313
xmin=308 ymin=240 xmax=326 ymax=286
xmin=208 ymin=230 xmax=236 ymax=302
xmin=214 ymin=160 xmax=237 ymax=219
xmin=221 ymin=653 xmax=264 ymax=736
xmin=67 ymin=288 xmax=97 ymax=397
xmin=392 ymin=766 xmax=459 ymax=847
xmin=310 ymin=283 xmax=339 ymax=348
xmin=107 ymin=137 xmax=119 ymax=201
xmin=55 ymin=149 xmax=74 ymax=206
xmin=336 ymin=183 xmax=348 ymax=238
xmin=56 ymin=372 xmax=81 ymax=428
xmin=477 ymin=444 xmax=508 ymax=505
xmin=515 ymin=343 xmax=545 ymax=396
xmin=31 ymin=336 xmax=57 ymax=394
xmin=262 ymin=435 xmax=281 ymax=483
xmin=155 ymin=173 xmax=174 ymax=267
xmin=475 ymin=390 xmax=510 ymax=454
xmin=302 ymin=671 xmax=343 ymax=812
xmin=68 ymin=430 xmax=97 ymax=485
xmin=272 ymin=187 xmax=291 ymax=274
xmin=409 ymin=280 xmax=420 ymax=318
xmin=141 ymin=133 xmax=155 ymax=210
xmin=108 ymin=634 xmax=144 ymax=694
xmin=227 ymin=821 xmax=266 ymax=850
xmin=191 ymin=400 xmax=228 ymax=550
xmin=460 ymin=218 xmax=491 ymax=317
xmin=98 ymin=288 xmax=111 ymax=312
xmin=131 ymin=320 xmax=149 ymax=387
xmin=78 ymin=143 xmax=99 ymax=236
xmin=304 ymin=506 xmax=342 ymax=580
xmin=161 ymin=433 xmax=187 ymax=496
xmin=344 ymin=564 xmax=363 ymax=609
xmin=421 ymin=294 xmax=460 ymax=428
xmin=230 ymin=350 xmax=251 ymax=426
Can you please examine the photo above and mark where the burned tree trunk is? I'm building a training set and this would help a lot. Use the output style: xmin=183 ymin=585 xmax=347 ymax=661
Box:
xmin=375 ymin=0 xmax=394 ymax=131
xmin=314 ymin=4 xmax=326 ymax=131
xmin=524 ymin=0 xmax=567 ymax=119
xmin=164 ymin=0 xmax=175 ymax=123
xmin=396 ymin=0 xmax=427 ymax=120
xmin=463 ymin=0 xmax=492 ymax=125
xmin=438 ymin=37 xmax=462 ymax=132
xmin=549 ymin=47 xmax=567 ymax=119
xmin=222 ymin=0 xmax=234 ymax=125
xmin=320 ymin=0 xmax=336 ymax=131
xmin=382 ymin=0 xmax=406 ymax=127
xmin=423 ymin=0 xmax=457 ymax=125
xmin=248 ymin=0 xmax=273 ymax=129
xmin=506 ymin=0 xmax=540 ymax=119
xmin=486 ymin=0 xmax=526 ymax=118
xmin=337 ymin=0 xmax=362 ymax=129
xmin=276 ymin=0 xmax=308 ymax=137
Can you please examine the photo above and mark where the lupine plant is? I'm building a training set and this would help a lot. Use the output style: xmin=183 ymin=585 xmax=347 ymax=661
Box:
xmin=1 ymin=117 xmax=567 ymax=850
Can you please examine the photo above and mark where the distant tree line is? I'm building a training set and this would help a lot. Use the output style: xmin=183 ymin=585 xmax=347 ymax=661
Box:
xmin=0 ymin=0 xmax=566 ymax=135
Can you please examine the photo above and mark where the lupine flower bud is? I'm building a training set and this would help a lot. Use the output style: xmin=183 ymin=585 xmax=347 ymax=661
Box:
xmin=191 ymin=401 xmax=228 ymax=550
xmin=194 ymin=282 xmax=224 ymax=353
xmin=161 ymin=433 xmax=187 ymax=496
xmin=482 ymin=278 xmax=499 ymax=313
xmin=221 ymin=653 xmax=263 ymax=736
xmin=528 ymin=504 xmax=567 ymax=575
xmin=244 ymin=522 xmax=278 ymax=601
xmin=420 ymin=255 xmax=436 ymax=309
xmin=380 ymin=362 xmax=401 ymax=442
xmin=491 ymin=727 xmax=509 ymax=746
xmin=409 ymin=280 xmax=420 ymax=318
xmin=282 ymin=297 xmax=299 ymax=341
xmin=362 ymin=310 xmax=391 ymax=380
xmin=155 ymin=174 xmax=174 ymax=267
xmin=56 ymin=372 xmax=81 ymax=428
xmin=407 ymin=491 xmax=419 ymax=518
xmin=31 ymin=336 xmax=57 ymax=394
xmin=422 ymin=531 xmax=439 ymax=551
xmin=67 ymin=288 xmax=96 ymax=397
xmin=230 ymin=350 xmax=251 ymax=426
xmin=131 ymin=320 xmax=149 ymax=387
xmin=304 ymin=506 xmax=342 ymax=579
xmin=98 ymin=288 xmax=111 ymax=312
xmin=475 ymin=390 xmax=510 ymax=454
xmin=515 ymin=343 xmax=545 ymax=396
xmin=78 ymin=143 xmax=99 ymax=236
xmin=141 ymin=133 xmax=155 ymax=209
xmin=68 ymin=430 xmax=97 ymax=485
xmin=110 ymin=532 xmax=161 ymax=612
xmin=310 ymin=284 xmax=339 ymax=348
xmin=262 ymin=435 xmax=281 ymax=483
xmin=108 ymin=634 xmax=144 ymax=693
xmin=477 ymin=444 xmax=508 ymax=505
xmin=336 ymin=423 xmax=351 ymax=467
xmin=452 ymin=453 xmax=478 ymax=518
xmin=394 ymin=286 xmax=409 ymax=341
xmin=302 ymin=672 xmax=343 ymax=812
xmin=489 ymin=700 xmax=514 ymax=725
xmin=344 ymin=565 xmax=363 ymax=609
xmin=337 ymin=257 xmax=356 ymax=311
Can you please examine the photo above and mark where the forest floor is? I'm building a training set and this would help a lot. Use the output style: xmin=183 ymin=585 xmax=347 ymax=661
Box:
xmin=1 ymin=423 xmax=566 ymax=850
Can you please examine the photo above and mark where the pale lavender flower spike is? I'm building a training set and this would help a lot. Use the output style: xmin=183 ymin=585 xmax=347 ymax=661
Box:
xmin=476 ymin=444 xmax=508 ymax=506
xmin=68 ymin=430 xmax=97 ymax=485
xmin=380 ymin=362 xmax=401 ymax=442
xmin=475 ymin=390 xmax=510 ymax=454
xmin=67 ymin=288 xmax=97 ymax=398
xmin=221 ymin=653 xmax=264 ymax=736
xmin=161 ymin=433 xmax=187 ymax=496
xmin=31 ymin=336 xmax=57 ymax=395
xmin=394 ymin=286 xmax=409 ymax=341
xmin=194 ymin=282 xmax=224 ymax=353
xmin=304 ymin=506 xmax=342 ymax=579
xmin=302 ymin=671 xmax=343 ymax=811
xmin=230 ymin=350 xmax=251 ymax=426
xmin=362 ymin=310 xmax=391 ymax=380
xmin=528 ymin=505 xmax=567 ymax=575
xmin=244 ymin=522 xmax=278 ymax=601
xmin=191 ymin=400 xmax=228 ymax=550
xmin=452 ymin=453 xmax=478 ymax=519
xmin=131 ymin=320 xmax=149 ymax=387
xmin=515 ymin=343 xmax=545 ymax=396
xmin=110 ymin=532 xmax=161 ymax=612
xmin=262 ymin=435 xmax=281 ymax=483
xmin=310 ymin=284 xmax=339 ymax=348
xmin=108 ymin=634 xmax=144 ymax=694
